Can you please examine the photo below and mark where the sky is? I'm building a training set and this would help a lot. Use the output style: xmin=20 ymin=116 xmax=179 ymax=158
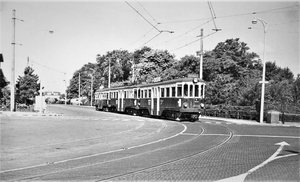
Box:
xmin=1 ymin=1 xmax=299 ymax=93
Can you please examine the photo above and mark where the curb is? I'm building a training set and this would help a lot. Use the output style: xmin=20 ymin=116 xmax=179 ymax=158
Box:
xmin=0 ymin=112 xmax=62 ymax=117
xmin=200 ymin=116 xmax=300 ymax=128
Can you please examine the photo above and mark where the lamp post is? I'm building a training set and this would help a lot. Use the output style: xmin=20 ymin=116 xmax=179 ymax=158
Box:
xmin=63 ymin=73 xmax=67 ymax=105
xmin=252 ymin=17 xmax=268 ymax=123
xmin=108 ymin=58 xmax=111 ymax=88
xmin=78 ymin=72 xmax=81 ymax=106
xmin=88 ymin=68 xmax=95 ymax=107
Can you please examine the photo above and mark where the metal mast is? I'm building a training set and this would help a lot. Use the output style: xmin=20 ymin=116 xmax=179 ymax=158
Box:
xmin=199 ymin=29 xmax=203 ymax=80
xmin=10 ymin=10 xmax=16 ymax=112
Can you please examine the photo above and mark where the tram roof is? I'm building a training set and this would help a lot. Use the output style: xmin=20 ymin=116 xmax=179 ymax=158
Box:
xmin=96 ymin=77 xmax=204 ymax=93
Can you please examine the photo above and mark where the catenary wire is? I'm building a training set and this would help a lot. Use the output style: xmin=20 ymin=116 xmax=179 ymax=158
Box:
xmin=125 ymin=1 xmax=160 ymax=33
xmin=170 ymin=31 xmax=218 ymax=52
xmin=138 ymin=1 xmax=160 ymax=25
xmin=154 ymin=19 xmax=213 ymax=47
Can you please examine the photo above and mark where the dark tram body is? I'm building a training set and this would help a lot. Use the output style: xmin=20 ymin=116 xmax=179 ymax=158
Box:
xmin=95 ymin=77 xmax=205 ymax=121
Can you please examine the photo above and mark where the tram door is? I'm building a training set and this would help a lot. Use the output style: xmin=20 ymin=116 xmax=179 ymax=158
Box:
xmin=118 ymin=90 xmax=123 ymax=112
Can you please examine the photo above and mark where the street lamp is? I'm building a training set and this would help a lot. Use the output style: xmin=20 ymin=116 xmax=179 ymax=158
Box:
xmin=78 ymin=72 xmax=81 ymax=106
xmin=63 ymin=73 xmax=67 ymax=105
xmin=252 ymin=17 xmax=268 ymax=123
xmin=88 ymin=68 xmax=95 ymax=107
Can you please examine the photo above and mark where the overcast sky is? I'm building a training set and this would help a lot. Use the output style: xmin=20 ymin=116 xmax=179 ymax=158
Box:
xmin=1 ymin=1 xmax=299 ymax=93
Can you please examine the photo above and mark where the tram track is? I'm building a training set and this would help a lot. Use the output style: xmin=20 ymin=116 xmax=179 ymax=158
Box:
xmin=1 ymin=122 xmax=234 ymax=181
xmin=0 ymin=121 xmax=193 ymax=181
xmin=98 ymin=124 xmax=234 ymax=182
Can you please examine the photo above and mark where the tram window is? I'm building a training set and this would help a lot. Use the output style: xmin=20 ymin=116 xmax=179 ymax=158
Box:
xmin=134 ymin=90 xmax=137 ymax=98
xmin=195 ymin=85 xmax=199 ymax=97
xmin=177 ymin=84 xmax=182 ymax=97
xmin=184 ymin=84 xmax=188 ymax=97
xmin=149 ymin=89 xmax=151 ymax=98
xmin=116 ymin=92 xmax=118 ymax=98
xmin=190 ymin=85 xmax=193 ymax=97
xmin=141 ymin=90 xmax=143 ymax=98
xmin=153 ymin=88 xmax=157 ymax=98
xmin=166 ymin=87 xmax=170 ymax=97
xmin=201 ymin=85 xmax=204 ymax=97
xmin=172 ymin=87 xmax=176 ymax=97
xmin=161 ymin=88 xmax=165 ymax=98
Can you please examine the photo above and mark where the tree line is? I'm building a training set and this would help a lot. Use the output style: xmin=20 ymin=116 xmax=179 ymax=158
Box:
xmin=1 ymin=38 xmax=299 ymax=113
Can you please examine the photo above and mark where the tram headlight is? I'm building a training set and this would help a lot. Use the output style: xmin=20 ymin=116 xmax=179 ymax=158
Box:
xmin=193 ymin=78 xmax=198 ymax=83
xmin=200 ymin=103 xmax=204 ymax=109
xmin=183 ymin=102 xmax=188 ymax=108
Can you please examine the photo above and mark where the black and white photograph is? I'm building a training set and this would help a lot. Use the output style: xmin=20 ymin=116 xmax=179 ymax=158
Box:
xmin=1 ymin=0 xmax=299 ymax=181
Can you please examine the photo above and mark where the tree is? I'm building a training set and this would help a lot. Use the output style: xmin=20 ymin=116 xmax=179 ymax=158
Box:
xmin=67 ymin=63 xmax=98 ymax=101
xmin=0 ymin=69 xmax=9 ymax=102
xmin=265 ymin=61 xmax=294 ymax=83
xmin=134 ymin=49 xmax=176 ymax=83
xmin=15 ymin=66 xmax=39 ymax=105
xmin=292 ymin=75 xmax=300 ymax=104
xmin=201 ymin=38 xmax=260 ymax=105
xmin=96 ymin=50 xmax=132 ymax=87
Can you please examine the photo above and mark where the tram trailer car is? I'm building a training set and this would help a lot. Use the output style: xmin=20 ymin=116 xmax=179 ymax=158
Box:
xmin=95 ymin=77 xmax=205 ymax=121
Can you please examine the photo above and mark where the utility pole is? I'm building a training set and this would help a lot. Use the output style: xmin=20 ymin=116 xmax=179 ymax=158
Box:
xmin=91 ymin=75 xmax=93 ymax=107
xmin=39 ymin=80 xmax=43 ymax=113
xmin=199 ymin=29 xmax=203 ymax=80
xmin=64 ymin=73 xmax=67 ymax=106
xmin=10 ymin=9 xmax=23 ymax=112
xmin=10 ymin=10 xmax=16 ymax=112
xmin=79 ymin=73 xmax=81 ymax=106
xmin=131 ymin=59 xmax=135 ymax=83
xmin=108 ymin=58 xmax=111 ymax=88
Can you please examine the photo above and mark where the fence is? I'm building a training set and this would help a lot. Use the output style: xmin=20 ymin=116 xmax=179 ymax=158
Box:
xmin=203 ymin=109 xmax=259 ymax=121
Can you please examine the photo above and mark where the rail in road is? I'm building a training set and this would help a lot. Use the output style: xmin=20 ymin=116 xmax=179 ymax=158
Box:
xmin=1 ymin=105 xmax=299 ymax=181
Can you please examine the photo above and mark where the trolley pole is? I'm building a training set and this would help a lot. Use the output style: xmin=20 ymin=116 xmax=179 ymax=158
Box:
xmin=199 ymin=29 xmax=203 ymax=80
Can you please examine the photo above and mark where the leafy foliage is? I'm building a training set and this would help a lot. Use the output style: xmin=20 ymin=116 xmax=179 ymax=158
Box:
xmin=65 ymin=38 xmax=298 ymax=114
xmin=0 ymin=69 xmax=9 ymax=102
xmin=15 ymin=66 xmax=39 ymax=105
xmin=134 ymin=49 xmax=176 ymax=83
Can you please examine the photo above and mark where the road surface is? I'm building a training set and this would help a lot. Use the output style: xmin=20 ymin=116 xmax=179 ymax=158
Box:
xmin=1 ymin=104 xmax=299 ymax=181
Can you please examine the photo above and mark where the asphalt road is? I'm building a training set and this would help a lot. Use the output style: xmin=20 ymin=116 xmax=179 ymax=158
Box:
xmin=0 ymin=105 xmax=299 ymax=182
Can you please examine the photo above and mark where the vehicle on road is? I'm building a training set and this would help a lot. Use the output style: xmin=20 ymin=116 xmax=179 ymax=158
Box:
xmin=94 ymin=76 xmax=205 ymax=121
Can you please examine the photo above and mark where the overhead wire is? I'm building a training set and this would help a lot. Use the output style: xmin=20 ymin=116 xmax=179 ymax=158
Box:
xmin=31 ymin=60 xmax=65 ymax=74
xmin=140 ymin=31 xmax=163 ymax=48
xmin=170 ymin=31 xmax=218 ymax=52
xmin=125 ymin=1 xmax=160 ymax=33
xmin=160 ymin=17 xmax=212 ymax=24
xmin=138 ymin=1 xmax=160 ymax=25
xmin=120 ymin=27 xmax=156 ymax=50
xmin=159 ymin=5 xmax=299 ymax=24
xmin=154 ymin=19 xmax=213 ymax=47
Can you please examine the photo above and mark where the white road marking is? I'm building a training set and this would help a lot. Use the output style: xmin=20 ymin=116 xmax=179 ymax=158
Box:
xmin=181 ymin=133 xmax=199 ymax=136
xmin=235 ymin=134 xmax=300 ymax=139
xmin=215 ymin=141 xmax=298 ymax=182
xmin=0 ymin=121 xmax=188 ymax=174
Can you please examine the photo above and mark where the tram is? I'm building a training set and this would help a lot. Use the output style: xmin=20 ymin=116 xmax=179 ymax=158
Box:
xmin=94 ymin=76 xmax=205 ymax=121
